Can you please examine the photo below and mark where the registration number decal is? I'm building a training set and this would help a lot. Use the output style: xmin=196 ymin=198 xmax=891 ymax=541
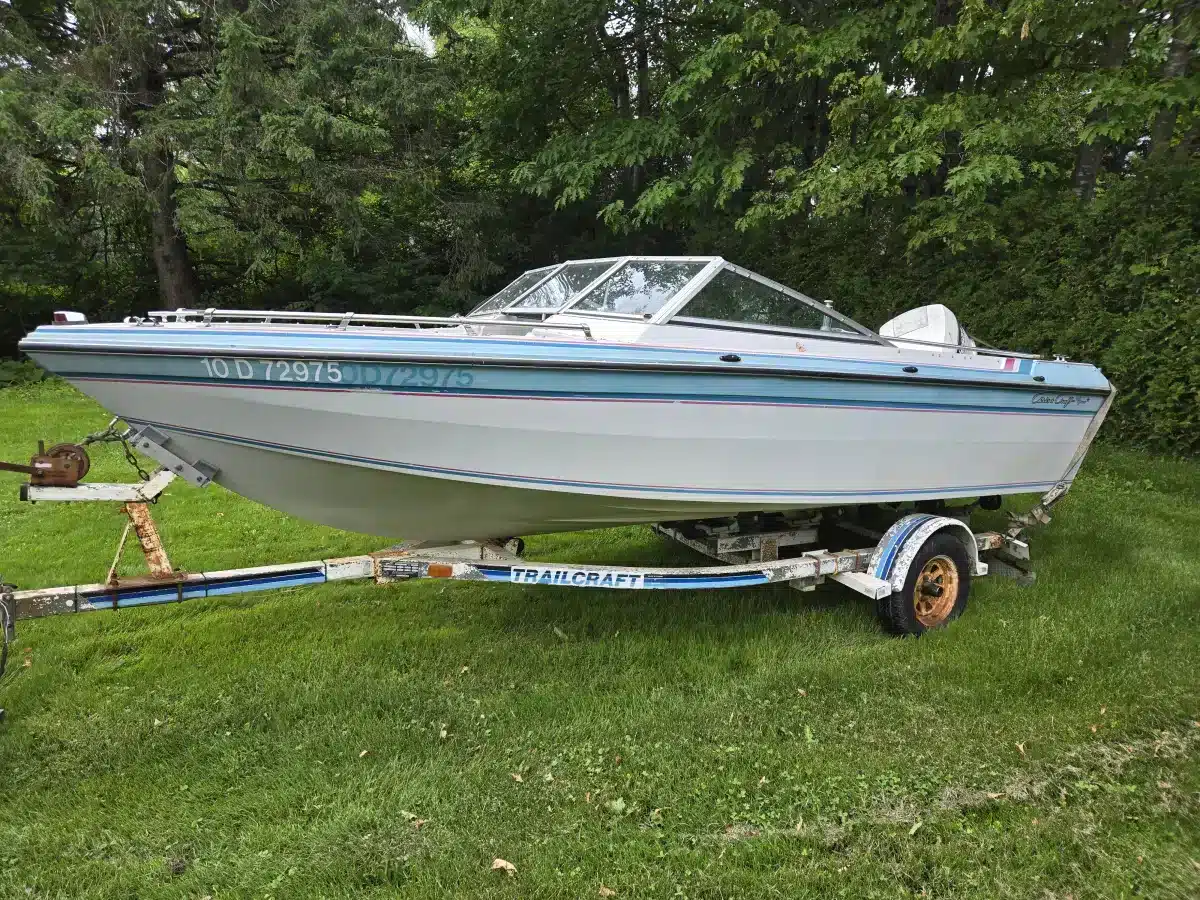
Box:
xmin=199 ymin=357 xmax=475 ymax=388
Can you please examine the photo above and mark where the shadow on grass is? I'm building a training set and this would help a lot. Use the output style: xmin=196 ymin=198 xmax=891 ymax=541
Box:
xmin=473 ymin=578 xmax=878 ymax=639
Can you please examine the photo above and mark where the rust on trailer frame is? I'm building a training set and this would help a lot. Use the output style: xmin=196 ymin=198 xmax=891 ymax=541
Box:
xmin=121 ymin=502 xmax=174 ymax=580
xmin=99 ymin=500 xmax=185 ymax=605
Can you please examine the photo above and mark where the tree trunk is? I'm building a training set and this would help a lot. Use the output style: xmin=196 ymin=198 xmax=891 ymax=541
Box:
xmin=143 ymin=144 xmax=201 ymax=309
xmin=595 ymin=17 xmax=630 ymax=118
xmin=1073 ymin=28 xmax=1129 ymax=201
xmin=1150 ymin=17 xmax=1195 ymax=157
xmin=635 ymin=1 xmax=650 ymax=120
xmin=130 ymin=54 xmax=201 ymax=310
xmin=1176 ymin=120 xmax=1200 ymax=159
xmin=924 ymin=0 xmax=962 ymax=197
xmin=630 ymin=0 xmax=651 ymax=195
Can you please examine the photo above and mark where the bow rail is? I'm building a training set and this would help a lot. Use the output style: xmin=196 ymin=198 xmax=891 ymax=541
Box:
xmin=132 ymin=308 xmax=594 ymax=339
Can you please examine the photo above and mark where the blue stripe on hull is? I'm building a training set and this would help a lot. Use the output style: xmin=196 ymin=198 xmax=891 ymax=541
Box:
xmin=37 ymin=343 xmax=1109 ymax=418
xmin=61 ymin=370 xmax=1099 ymax=416
xmin=21 ymin=323 xmax=1113 ymax=393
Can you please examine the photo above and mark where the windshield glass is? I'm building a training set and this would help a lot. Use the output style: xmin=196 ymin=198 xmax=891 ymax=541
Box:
xmin=507 ymin=260 xmax=616 ymax=311
xmin=469 ymin=266 xmax=558 ymax=316
xmin=569 ymin=260 xmax=708 ymax=318
xmin=677 ymin=269 xmax=855 ymax=334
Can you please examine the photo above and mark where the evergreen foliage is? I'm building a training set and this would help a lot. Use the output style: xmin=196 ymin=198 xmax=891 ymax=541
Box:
xmin=1 ymin=0 xmax=1197 ymax=452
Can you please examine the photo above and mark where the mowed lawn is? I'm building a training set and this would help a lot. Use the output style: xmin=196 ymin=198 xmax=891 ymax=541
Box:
xmin=0 ymin=381 xmax=1197 ymax=900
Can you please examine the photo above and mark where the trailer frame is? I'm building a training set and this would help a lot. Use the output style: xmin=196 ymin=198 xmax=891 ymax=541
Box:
xmin=3 ymin=470 xmax=1031 ymax=629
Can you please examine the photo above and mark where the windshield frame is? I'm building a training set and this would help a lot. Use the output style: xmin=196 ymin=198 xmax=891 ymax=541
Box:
xmin=467 ymin=256 xmax=886 ymax=344
xmin=662 ymin=262 xmax=887 ymax=344
xmin=467 ymin=259 xmax=625 ymax=318
xmin=505 ymin=258 xmax=625 ymax=314
xmin=554 ymin=256 xmax=721 ymax=321
xmin=467 ymin=264 xmax=561 ymax=317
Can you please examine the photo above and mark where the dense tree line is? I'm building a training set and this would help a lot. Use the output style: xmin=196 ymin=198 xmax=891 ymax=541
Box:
xmin=1 ymin=1 xmax=1197 ymax=452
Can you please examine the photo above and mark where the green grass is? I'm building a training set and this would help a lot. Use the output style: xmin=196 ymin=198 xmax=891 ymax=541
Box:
xmin=1 ymin=380 xmax=1197 ymax=899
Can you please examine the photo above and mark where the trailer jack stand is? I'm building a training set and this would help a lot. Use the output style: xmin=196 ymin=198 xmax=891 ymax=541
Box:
xmin=107 ymin=501 xmax=178 ymax=585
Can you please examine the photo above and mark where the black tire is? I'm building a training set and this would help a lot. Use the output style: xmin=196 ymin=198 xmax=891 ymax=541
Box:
xmin=877 ymin=532 xmax=971 ymax=636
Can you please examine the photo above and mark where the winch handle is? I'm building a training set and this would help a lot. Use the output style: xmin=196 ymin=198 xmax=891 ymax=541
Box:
xmin=0 ymin=460 xmax=39 ymax=477
xmin=0 ymin=440 xmax=49 ymax=477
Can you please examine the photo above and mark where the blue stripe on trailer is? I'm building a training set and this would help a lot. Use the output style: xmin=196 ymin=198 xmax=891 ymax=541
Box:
xmin=205 ymin=567 xmax=327 ymax=596
xmin=77 ymin=566 xmax=329 ymax=609
xmin=474 ymin=565 xmax=772 ymax=590
xmin=873 ymin=515 xmax=934 ymax=580
xmin=80 ymin=582 xmax=207 ymax=608
xmin=643 ymin=573 xmax=771 ymax=589
xmin=476 ymin=566 xmax=520 ymax=583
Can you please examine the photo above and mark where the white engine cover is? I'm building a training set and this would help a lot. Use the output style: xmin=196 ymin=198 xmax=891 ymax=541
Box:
xmin=879 ymin=304 xmax=975 ymax=348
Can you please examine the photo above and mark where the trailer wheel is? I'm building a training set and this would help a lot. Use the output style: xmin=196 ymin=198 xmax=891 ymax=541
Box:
xmin=879 ymin=532 xmax=971 ymax=636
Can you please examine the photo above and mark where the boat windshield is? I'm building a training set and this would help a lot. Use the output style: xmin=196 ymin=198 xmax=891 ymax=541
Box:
xmin=507 ymin=260 xmax=617 ymax=312
xmin=466 ymin=256 xmax=877 ymax=339
xmin=672 ymin=267 xmax=863 ymax=337
xmin=567 ymin=260 xmax=709 ymax=318
xmin=468 ymin=260 xmax=620 ymax=317
xmin=469 ymin=266 xmax=558 ymax=316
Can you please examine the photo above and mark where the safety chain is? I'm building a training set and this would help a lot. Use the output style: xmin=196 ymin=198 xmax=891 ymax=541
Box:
xmin=80 ymin=418 xmax=152 ymax=482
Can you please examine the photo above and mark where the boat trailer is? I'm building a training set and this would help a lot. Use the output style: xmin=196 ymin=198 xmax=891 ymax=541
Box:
xmin=2 ymin=402 xmax=1109 ymax=709
xmin=0 ymin=426 xmax=1044 ymax=671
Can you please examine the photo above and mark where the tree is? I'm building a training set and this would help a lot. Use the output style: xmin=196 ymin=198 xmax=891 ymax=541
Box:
xmin=0 ymin=0 xmax=464 ymax=310
xmin=428 ymin=0 xmax=1197 ymax=249
xmin=1149 ymin=1 xmax=1198 ymax=158
xmin=2 ymin=0 xmax=1197 ymax=451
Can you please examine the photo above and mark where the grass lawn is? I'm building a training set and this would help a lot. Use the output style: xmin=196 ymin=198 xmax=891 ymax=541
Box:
xmin=0 ymin=380 xmax=1197 ymax=899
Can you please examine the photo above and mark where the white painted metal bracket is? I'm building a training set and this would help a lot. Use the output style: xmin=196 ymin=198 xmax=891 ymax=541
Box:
xmin=830 ymin=571 xmax=892 ymax=600
xmin=128 ymin=426 xmax=218 ymax=487
xmin=22 ymin=469 xmax=177 ymax=503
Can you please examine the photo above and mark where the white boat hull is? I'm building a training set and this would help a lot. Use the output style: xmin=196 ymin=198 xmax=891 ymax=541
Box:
xmin=64 ymin=375 xmax=1092 ymax=540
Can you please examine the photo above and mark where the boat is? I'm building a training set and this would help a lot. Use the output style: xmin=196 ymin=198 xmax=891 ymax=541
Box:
xmin=18 ymin=256 xmax=1114 ymax=542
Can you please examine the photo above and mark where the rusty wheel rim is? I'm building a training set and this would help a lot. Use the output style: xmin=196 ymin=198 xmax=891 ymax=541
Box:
xmin=913 ymin=555 xmax=959 ymax=628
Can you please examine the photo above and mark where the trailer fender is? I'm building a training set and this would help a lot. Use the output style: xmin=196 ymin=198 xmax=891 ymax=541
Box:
xmin=868 ymin=514 xmax=987 ymax=595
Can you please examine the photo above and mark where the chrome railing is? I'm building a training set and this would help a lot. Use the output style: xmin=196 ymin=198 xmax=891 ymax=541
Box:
xmin=134 ymin=308 xmax=594 ymax=339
